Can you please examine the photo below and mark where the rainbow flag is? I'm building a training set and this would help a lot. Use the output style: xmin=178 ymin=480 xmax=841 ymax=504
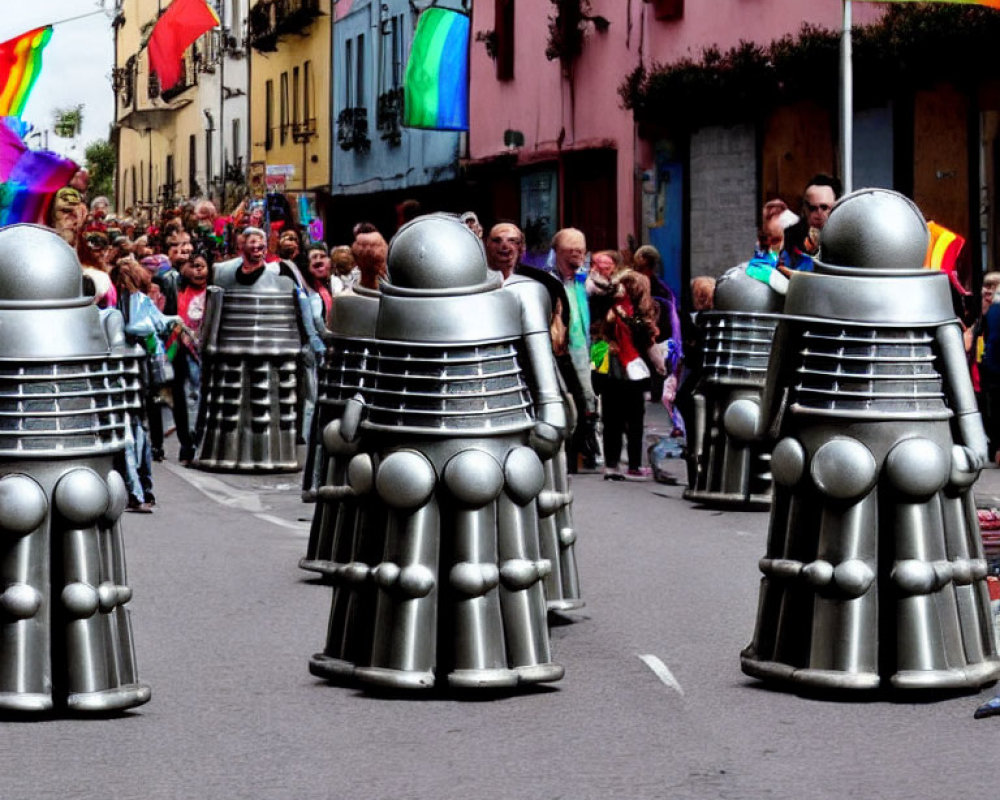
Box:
xmin=403 ymin=8 xmax=470 ymax=131
xmin=0 ymin=117 xmax=77 ymax=225
xmin=0 ymin=27 xmax=53 ymax=118
xmin=855 ymin=0 xmax=1000 ymax=7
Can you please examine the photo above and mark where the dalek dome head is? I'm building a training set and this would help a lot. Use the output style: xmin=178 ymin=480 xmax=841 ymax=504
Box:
xmin=817 ymin=188 xmax=929 ymax=273
xmin=386 ymin=214 xmax=489 ymax=290
xmin=0 ymin=224 xmax=83 ymax=301
xmin=714 ymin=262 xmax=785 ymax=314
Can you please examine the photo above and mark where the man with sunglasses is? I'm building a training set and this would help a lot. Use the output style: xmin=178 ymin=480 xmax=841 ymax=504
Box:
xmin=779 ymin=173 xmax=842 ymax=274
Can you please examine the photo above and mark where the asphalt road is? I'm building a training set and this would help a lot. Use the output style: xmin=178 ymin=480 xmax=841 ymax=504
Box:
xmin=3 ymin=410 xmax=1000 ymax=800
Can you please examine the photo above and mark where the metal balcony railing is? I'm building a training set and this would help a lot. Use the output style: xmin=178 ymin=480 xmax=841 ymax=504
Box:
xmin=248 ymin=1 xmax=279 ymax=51
xmin=377 ymin=88 xmax=404 ymax=147
xmin=159 ymin=55 xmax=197 ymax=101
xmin=337 ymin=107 xmax=371 ymax=154
xmin=249 ymin=0 xmax=323 ymax=51
xmin=292 ymin=118 xmax=317 ymax=144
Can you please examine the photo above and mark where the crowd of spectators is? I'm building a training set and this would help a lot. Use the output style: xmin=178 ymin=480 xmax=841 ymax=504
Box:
xmin=481 ymin=219 xmax=684 ymax=482
xmin=53 ymin=171 xmax=991 ymax=506
xmin=66 ymin=193 xmax=694 ymax=496
xmin=43 ymin=186 xmax=369 ymax=513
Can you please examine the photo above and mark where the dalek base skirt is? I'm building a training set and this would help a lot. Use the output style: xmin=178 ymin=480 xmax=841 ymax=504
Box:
xmin=195 ymin=275 xmax=303 ymax=473
xmin=536 ymin=443 xmax=583 ymax=612
xmin=741 ymin=420 xmax=1000 ymax=691
xmin=0 ymin=460 xmax=151 ymax=714
xmin=683 ymin=384 xmax=774 ymax=509
xmin=309 ymin=434 xmax=563 ymax=691
xmin=197 ymin=353 xmax=300 ymax=472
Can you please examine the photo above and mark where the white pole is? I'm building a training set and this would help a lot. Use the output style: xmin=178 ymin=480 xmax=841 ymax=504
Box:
xmin=840 ymin=0 xmax=853 ymax=193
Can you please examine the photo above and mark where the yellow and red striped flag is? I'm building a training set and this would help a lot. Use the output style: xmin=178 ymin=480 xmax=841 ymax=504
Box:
xmin=924 ymin=221 xmax=970 ymax=295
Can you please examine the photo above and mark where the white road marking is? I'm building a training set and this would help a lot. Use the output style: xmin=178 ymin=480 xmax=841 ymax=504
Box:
xmin=254 ymin=513 xmax=311 ymax=533
xmin=638 ymin=654 xmax=685 ymax=695
xmin=161 ymin=461 xmax=309 ymax=533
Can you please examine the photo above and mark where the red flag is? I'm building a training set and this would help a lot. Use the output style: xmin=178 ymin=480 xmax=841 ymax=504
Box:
xmin=148 ymin=0 xmax=219 ymax=91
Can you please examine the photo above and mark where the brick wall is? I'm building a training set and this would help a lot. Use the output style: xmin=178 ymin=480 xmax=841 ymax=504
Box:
xmin=689 ymin=124 xmax=757 ymax=278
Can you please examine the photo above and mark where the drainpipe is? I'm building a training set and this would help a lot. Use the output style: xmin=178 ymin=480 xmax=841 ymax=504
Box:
xmin=557 ymin=133 xmax=565 ymax=229
xmin=220 ymin=25 xmax=227 ymax=210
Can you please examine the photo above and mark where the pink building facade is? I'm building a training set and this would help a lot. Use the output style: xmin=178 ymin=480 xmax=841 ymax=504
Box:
xmin=467 ymin=0 xmax=884 ymax=291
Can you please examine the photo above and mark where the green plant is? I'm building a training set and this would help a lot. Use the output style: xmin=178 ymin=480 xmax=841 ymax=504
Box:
xmin=85 ymin=139 xmax=116 ymax=202
xmin=475 ymin=29 xmax=497 ymax=60
xmin=53 ymin=105 xmax=83 ymax=138
xmin=620 ymin=5 xmax=1000 ymax=132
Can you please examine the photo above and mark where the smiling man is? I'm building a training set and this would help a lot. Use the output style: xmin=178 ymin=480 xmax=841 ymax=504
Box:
xmin=485 ymin=221 xmax=523 ymax=281
xmin=235 ymin=227 xmax=268 ymax=283
xmin=486 ymin=222 xmax=569 ymax=346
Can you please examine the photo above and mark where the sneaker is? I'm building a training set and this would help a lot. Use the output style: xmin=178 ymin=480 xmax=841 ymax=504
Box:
xmin=625 ymin=467 xmax=652 ymax=481
xmin=604 ymin=469 xmax=625 ymax=482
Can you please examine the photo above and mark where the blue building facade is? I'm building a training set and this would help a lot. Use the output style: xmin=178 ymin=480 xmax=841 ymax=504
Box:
xmin=329 ymin=0 xmax=471 ymax=239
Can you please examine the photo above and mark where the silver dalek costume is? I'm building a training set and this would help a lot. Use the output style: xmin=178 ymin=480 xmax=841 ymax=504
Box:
xmin=683 ymin=262 xmax=784 ymax=508
xmin=299 ymin=287 xmax=379 ymax=575
xmin=0 ymin=224 xmax=150 ymax=713
xmin=310 ymin=214 xmax=566 ymax=691
xmin=741 ymin=189 xmax=1000 ymax=691
xmin=196 ymin=264 xmax=302 ymax=472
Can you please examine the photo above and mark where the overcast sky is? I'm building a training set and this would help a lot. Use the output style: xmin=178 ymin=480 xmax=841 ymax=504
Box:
xmin=4 ymin=1 xmax=116 ymax=162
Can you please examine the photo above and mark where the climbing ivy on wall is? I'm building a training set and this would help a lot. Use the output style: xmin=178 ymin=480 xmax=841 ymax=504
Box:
xmin=620 ymin=6 xmax=1000 ymax=132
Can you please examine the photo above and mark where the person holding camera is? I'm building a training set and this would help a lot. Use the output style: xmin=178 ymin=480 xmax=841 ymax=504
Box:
xmin=589 ymin=263 xmax=665 ymax=481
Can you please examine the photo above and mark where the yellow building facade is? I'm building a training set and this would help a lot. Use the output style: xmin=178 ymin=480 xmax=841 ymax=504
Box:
xmin=247 ymin=1 xmax=331 ymax=201
xmin=114 ymin=0 xmax=249 ymax=221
